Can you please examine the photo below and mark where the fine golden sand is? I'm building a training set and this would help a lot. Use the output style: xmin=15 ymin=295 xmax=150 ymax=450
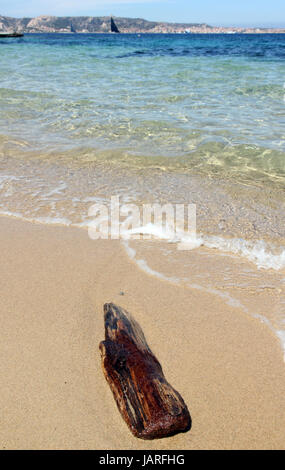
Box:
xmin=0 ymin=216 xmax=285 ymax=450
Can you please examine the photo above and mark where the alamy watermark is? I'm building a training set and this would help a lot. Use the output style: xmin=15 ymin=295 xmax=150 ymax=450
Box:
xmin=87 ymin=196 xmax=197 ymax=250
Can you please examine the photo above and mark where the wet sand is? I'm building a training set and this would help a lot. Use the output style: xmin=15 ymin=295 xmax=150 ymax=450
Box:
xmin=0 ymin=216 xmax=285 ymax=450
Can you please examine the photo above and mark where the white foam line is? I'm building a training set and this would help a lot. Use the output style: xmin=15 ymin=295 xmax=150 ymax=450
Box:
xmin=1 ymin=209 xmax=284 ymax=270
xmin=276 ymin=331 xmax=285 ymax=362
xmin=202 ymin=235 xmax=285 ymax=271
xmin=122 ymin=239 xmax=285 ymax=363
xmin=0 ymin=210 xmax=72 ymax=227
xmin=125 ymin=223 xmax=285 ymax=271
xmin=123 ymin=240 xmax=180 ymax=283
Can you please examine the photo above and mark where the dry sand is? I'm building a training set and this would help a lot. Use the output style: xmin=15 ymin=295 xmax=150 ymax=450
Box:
xmin=0 ymin=216 xmax=285 ymax=450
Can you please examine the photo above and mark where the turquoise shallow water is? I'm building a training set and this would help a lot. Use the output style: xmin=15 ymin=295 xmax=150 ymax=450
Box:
xmin=0 ymin=34 xmax=284 ymax=160
xmin=0 ymin=33 xmax=284 ymax=225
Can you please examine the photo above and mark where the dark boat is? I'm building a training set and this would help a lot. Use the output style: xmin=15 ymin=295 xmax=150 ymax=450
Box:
xmin=110 ymin=17 xmax=120 ymax=33
xmin=70 ymin=23 xmax=76 ymax=33
xmin=0 ymin=32 xmax=24 ymax=38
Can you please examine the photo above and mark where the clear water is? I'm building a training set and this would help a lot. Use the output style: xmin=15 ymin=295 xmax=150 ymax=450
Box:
xmin=1 ymin=34 xmax=284 ymax=160
xmin=1 ymin=33 xmax=284 ymax=233
xmin=0 ymin=33 xmax=284 ymax=238
xmin=0 ymin=33 xmax=284 ymax=221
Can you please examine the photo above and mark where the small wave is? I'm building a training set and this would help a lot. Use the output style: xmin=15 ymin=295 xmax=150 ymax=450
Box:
xmin=122 ymin=240 xmax=285 ymax=362
xmin=1 ymin=206 xmax=284 ymax=271
xmin=201 ymin=236 xmax=285 ymax=271
xmin=121 ymin=223 xmax=285 ymax=271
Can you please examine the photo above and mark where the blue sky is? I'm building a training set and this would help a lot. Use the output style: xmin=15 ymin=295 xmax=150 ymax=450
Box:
xmin=1 ymin=0 xmax=284 ymax=27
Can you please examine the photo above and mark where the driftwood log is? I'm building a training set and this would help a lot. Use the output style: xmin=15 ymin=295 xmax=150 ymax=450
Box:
xmin=99 ymin=303 xmax=191 ymax=439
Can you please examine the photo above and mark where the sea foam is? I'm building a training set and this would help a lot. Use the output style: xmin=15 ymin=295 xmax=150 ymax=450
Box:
xmin=121 ymin=223 xmax=285 ymax=271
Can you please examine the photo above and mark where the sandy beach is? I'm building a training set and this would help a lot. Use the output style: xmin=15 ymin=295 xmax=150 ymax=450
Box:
xmin=1 ymin=215 xmax=284 ymax=450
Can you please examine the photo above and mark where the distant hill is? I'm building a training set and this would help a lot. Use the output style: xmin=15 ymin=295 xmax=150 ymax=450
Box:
xmin=0 ymin=15 xmax=284 ymax=34
xmin=0 ymin=15 xmax=210 ymax=33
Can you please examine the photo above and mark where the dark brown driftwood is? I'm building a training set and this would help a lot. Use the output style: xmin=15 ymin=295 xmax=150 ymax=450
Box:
xmin=99 ymin=303 xmax=191 ymax=439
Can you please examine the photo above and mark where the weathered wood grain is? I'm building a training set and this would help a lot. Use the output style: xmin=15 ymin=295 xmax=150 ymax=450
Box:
xmin=99 ymin=303 xmax=191 ymax=439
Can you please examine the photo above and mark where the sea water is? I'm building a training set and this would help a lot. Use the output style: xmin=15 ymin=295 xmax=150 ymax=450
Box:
xmin=0 ymin=33 xmax=284 ymax=353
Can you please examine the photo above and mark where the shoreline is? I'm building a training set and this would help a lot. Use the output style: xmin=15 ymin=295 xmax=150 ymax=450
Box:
xmin=1 ymin=215 xmax=285 ymax=449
